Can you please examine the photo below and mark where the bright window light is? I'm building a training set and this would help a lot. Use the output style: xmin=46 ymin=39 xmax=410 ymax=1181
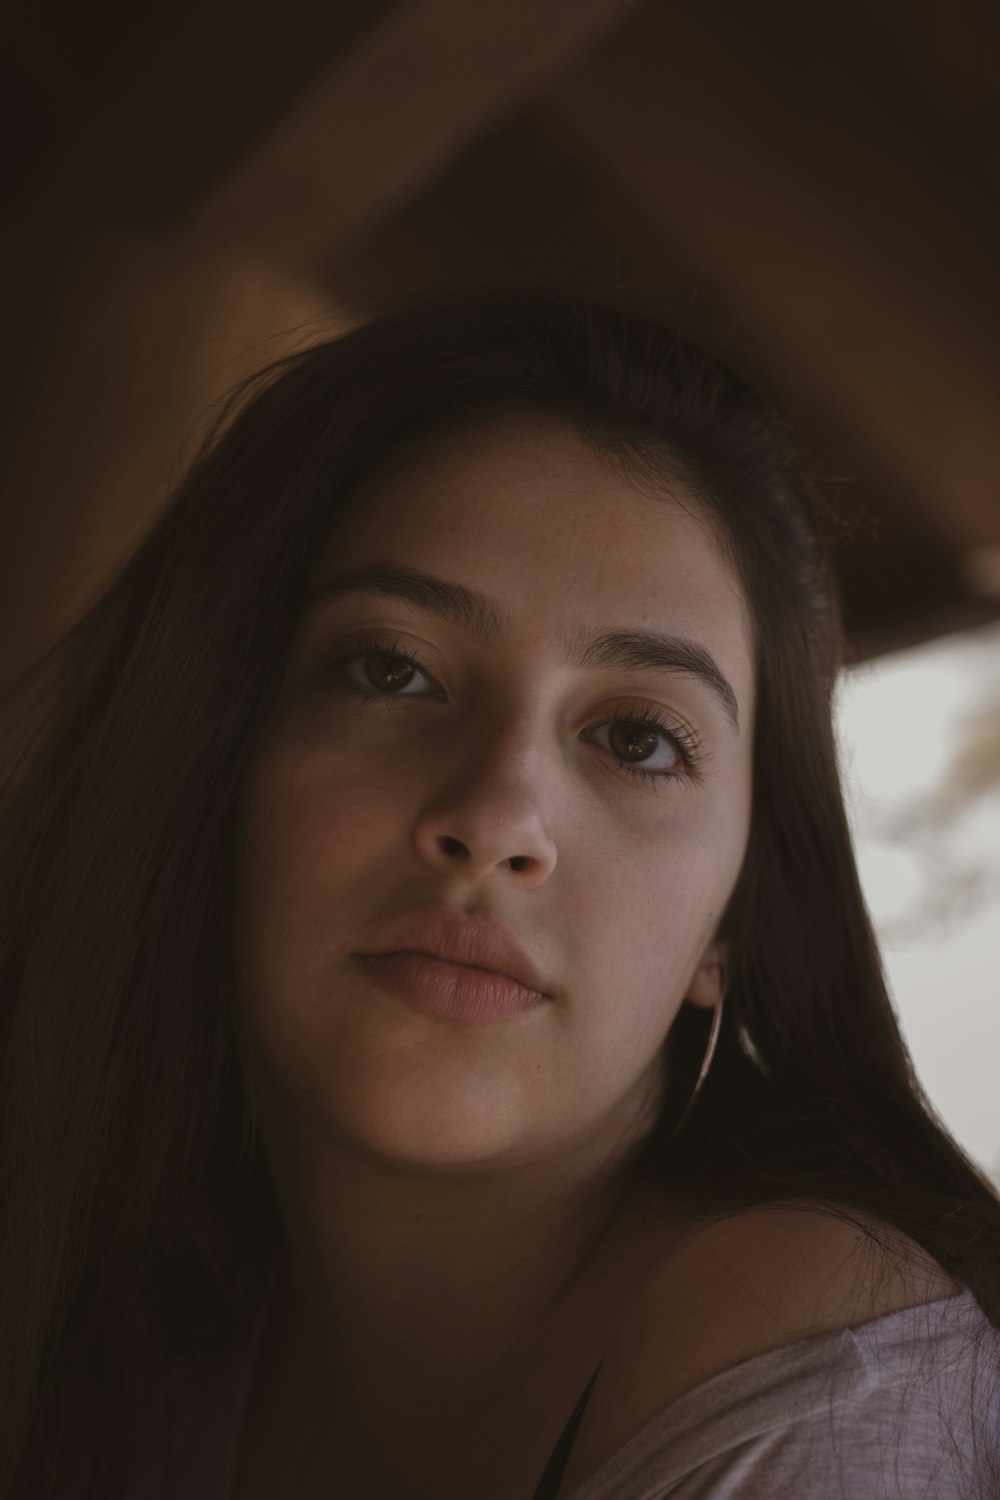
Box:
xmin=834 ymin=619 xmax=1000 ymax=1192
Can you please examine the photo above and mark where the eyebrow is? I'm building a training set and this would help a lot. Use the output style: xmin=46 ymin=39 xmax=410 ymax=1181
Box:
xmin=304 ymin=561 xmax=740 ymax=734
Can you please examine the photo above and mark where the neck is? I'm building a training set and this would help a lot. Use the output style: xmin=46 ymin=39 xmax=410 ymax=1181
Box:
xmin=242 ymin=1055 xmax=676 ymax=1405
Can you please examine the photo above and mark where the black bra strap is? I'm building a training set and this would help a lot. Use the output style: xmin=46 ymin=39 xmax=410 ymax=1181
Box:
xmin=530 ymin=1355 xmax=606 ymax=1500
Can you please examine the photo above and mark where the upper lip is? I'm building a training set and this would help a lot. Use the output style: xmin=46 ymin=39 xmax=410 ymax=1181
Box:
xmin=358 ymin=905 xmax=549 ymax=996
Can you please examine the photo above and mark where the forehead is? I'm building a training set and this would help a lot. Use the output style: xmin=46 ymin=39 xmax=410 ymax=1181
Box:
xmin=310 ymin=414 xmax=755 ymax=717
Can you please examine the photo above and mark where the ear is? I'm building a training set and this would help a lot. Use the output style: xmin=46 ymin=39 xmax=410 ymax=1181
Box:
xmin=686 ymin=941 xmax=727 ymax=1012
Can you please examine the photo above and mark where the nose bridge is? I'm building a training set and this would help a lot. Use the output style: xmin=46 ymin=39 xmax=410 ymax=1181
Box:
xmin=446 ymin=696 xmax=554 ymax=816
xmin=413 ymin=690 xmax=560 ymax=876
xmin=458 ymin=685 xmax=555 ymax=790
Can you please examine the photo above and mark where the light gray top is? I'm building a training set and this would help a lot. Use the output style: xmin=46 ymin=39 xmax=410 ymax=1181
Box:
xmin=123 ymin=1272 xmax=999 ymax=1499
xmin=566 ymin=1283 xmax=998 ymax=1499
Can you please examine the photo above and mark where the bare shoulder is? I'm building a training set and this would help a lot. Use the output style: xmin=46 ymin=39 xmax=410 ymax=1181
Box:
xmin=559 ymin=1199 xmax=961 ymax=1494
xmin=667 ymin=1197 xmax=963 ymax=1335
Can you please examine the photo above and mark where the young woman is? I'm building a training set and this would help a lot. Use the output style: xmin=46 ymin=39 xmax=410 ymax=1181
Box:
xmin=2 ymin=285 xmax=998 ymax=1500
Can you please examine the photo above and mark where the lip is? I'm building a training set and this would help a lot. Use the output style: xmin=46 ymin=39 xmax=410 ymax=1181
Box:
xmin=356 ymin=952 xmax=545 ymax=1024
xmin=356 ymin=904 xmax=550 ymax=997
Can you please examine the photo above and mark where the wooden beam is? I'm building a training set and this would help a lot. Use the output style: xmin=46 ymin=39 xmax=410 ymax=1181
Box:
xmin=191 ymin=0 xmax=641 ymax=272
xmin=544 ymin=4 xmax=1000 ymax=547
xmin=0 ymin=233 xmax=339 ymax=689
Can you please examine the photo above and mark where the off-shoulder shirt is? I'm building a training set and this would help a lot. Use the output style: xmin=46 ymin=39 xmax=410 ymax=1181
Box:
xmin=122 ymin=1265 xmax=999 ymax=1499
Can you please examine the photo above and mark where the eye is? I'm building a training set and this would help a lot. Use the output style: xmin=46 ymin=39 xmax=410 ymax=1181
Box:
xmin=337 ymin=636 xmax=431 ymax=700
xmin=326 ymin=635 xmax=707 ymax=790
xmin=587 ymin=704 xmax=704 ymax=789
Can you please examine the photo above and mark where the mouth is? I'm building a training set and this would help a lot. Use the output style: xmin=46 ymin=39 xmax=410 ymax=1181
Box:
xmin=355 ymin=951 xmax=548 ymax=1024
xmin=357 ymin=904 xmax=550 ymax=998
xmin=400 ymin=950 xmax=537 ymax=989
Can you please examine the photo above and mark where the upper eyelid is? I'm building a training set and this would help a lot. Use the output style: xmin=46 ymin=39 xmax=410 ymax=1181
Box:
xmin=331 ymin=633 xmax=705 ymax=746
xmin=304 ymin=567 xmax=741 ymax=736
xmin=327 ymin=636 xmax=713 ymax=788
xmin=324 ymin=626 xmax=671 ymax=690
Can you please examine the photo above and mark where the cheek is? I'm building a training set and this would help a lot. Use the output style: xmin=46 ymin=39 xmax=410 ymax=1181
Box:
xmin=588 ymin=807 xmax=748 ymax=1005
xmin=231 ymin=758 xmax=401 ymax=1084
xmin=232 ymin=753 xmax=388 ymax=995
xmin=241 ymin=747 xmax=397 ymax=893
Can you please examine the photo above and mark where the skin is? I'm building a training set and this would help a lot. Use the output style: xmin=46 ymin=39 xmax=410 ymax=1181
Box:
xmin=229 ymin=413 xmax=756 ymax=1496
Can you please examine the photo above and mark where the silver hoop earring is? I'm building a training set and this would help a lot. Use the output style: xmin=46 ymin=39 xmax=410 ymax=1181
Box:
xmin=664 ymin=994 xmax=724 ymax=1142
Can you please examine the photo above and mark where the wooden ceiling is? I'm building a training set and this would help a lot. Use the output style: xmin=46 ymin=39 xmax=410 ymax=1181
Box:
xmin=3 ymin=0 xmax=1000 ymax=684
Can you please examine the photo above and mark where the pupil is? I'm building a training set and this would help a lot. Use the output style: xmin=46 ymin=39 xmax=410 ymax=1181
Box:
xmin=376 ymin=655 xmax=412 ymax=689
xmin=612 ymin=723 xmax=657 ymax=761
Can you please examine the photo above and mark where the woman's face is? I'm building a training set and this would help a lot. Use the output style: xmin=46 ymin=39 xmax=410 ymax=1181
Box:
xmin=233 ymin=414 xmax=755 ymax=1176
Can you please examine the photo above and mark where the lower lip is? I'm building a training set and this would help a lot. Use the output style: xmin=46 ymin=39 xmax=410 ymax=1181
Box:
xmin=355 ymin=952 xmax=547 ymax=1024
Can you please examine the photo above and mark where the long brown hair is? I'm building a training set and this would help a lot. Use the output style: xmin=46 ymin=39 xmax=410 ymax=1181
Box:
xmin=3 ymin=283 xmax=998 ymax=1498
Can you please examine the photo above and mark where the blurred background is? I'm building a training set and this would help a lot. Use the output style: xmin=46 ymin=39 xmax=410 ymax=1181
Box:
xmin=2 ymin=0 xmax=998 ymax=1183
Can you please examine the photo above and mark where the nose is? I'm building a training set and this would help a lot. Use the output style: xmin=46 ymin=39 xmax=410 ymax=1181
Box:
xmin=411 ymin=716 xmax=558 ymax=884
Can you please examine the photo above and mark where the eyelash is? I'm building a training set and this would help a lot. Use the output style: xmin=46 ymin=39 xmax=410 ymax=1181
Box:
xmin=326 ymin=634 xmax=707 ymax=790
